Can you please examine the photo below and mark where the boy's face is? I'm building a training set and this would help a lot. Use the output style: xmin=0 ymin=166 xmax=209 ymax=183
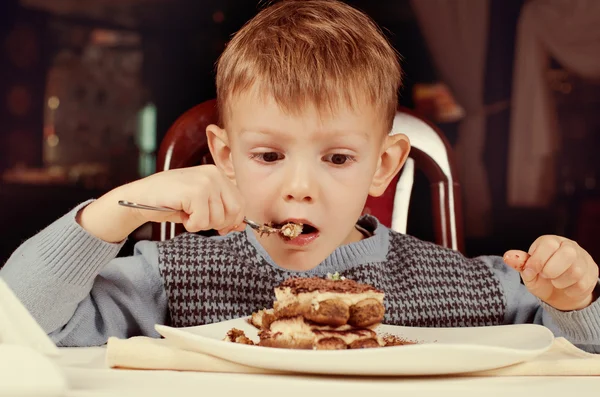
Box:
xmin=208 ymin=92 xmax=409 ymax=271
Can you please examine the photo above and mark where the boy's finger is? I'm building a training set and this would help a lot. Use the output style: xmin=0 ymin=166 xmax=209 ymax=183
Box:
xmin=550 ymin=263 xmax=580 ymax=289
xmin=521 ymin=269 xmax=554 ymax=302
xmin=230 ymin=203 xmax=246 ymax=233
xmin=504 ymin=250 xmax=549 ymax=297
xmin=221 ymin=184 xmax=245 ymax=228
xmin=217 ymin=223 xmax=246 ymax=235
xmin=217 ymin=227 xmax=231 ymax=235
xmin=504 ymin=248 xmax=556 ymax=302
xmin=184 ymin=200 xmax=209 ymax=232
xmin=158 ymin=210 xmax=188 ymax=226
xmin=503 ymin=250 xmax=529 ymax=271
xmin=540 ymin=242 xmax=577 ymax=280
xmin=208 ymin=193 xmax=226 ymax=230
xmin=526 ymin=239 xmax=560 ymax=274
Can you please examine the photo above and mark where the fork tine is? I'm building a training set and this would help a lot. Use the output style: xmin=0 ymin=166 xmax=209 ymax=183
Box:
xmin=243 ymin=217 xmax=261 ymax=230
xmin=243 ymin=217 xmax=279 ymax=235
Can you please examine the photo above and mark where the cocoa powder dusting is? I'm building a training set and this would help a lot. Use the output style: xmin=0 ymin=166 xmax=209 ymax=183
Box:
xmin=381 ymin=334 xmax=417 ymax=347
xmin=278 ymin=277 xmax=382 ymax=294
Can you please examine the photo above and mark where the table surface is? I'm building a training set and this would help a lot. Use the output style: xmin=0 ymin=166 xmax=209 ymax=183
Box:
xmin=55 ymin=347 xmax=600 ymax=397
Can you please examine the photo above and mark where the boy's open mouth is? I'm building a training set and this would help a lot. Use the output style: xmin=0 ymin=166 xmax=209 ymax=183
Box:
xmin=298 ymin=224 xmax=318 ymax=234
xmin=273 ymin=219 xmax=320 ymax=244
xmin=275 ymin=219 xmax=318 ymax=233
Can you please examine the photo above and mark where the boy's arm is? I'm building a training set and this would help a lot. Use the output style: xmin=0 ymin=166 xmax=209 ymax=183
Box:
xmin=0 ymin=201 xmax=168 ymax=346
xmin=1 ymin=166 xmax=246 ymax=346
xmin=485 ymin=255 xmax=600 ymax=353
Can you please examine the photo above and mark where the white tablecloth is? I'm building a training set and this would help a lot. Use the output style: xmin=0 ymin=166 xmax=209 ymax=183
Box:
xmin=55 ymin=347 xmax=600 ymax=397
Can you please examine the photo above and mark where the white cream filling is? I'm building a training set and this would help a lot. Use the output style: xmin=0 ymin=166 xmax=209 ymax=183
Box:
xmin=314 ymin=330 xmax=380 ymax=346
xmin=274 ymin=287 xmax=384 ymax=309
xmin=269 ymin=316 xmax=313 ymax=336
xmin=268 ymin=317 xmax=382 ymax=346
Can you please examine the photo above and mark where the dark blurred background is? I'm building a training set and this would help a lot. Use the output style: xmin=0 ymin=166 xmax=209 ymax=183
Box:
xmin=1 ymin=0 xmax=600 ymax=264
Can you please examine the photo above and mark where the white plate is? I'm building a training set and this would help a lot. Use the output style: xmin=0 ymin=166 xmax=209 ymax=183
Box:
xmin=156 ymin=318 xmax=554 ymax=376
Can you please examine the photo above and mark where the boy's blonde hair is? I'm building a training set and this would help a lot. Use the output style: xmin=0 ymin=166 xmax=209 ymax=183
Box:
xmin=216 ymin=0 xmax=401 ymax=131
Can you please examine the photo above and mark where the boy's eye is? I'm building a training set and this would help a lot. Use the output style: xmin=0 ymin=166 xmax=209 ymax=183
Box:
xmin=323 ymin=153 xmax=354 ymax=165
xmin=262 ymin=152 xmax=283 ymax=162
xmin=253 ymin=152 xmax=284 ymax=162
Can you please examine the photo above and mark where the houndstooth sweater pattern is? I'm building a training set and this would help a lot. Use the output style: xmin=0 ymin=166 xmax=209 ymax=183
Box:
xmin=157 ymin=216 xmax=506 ymax=328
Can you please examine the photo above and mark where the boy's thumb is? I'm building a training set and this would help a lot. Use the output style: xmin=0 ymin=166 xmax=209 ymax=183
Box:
xmin=503 ymin=250 xmax=530 ymax=272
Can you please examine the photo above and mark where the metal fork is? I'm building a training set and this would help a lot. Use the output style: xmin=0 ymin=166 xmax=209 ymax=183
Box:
xmin=117 ymin=200 xmax=281 ymax=235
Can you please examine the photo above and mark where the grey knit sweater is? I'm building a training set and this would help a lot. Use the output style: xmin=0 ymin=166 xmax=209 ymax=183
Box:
xmin=2 ymin=201 xmax=600 ymax=352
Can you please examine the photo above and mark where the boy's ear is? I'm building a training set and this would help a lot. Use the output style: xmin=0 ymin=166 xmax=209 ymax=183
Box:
xmin=206 ymin=124 xmax=236 ymax=180
xmin=369 ymin=133 xmax=411 ymax=197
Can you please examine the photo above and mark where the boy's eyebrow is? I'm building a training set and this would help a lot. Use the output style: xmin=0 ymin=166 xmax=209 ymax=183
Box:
xmin=240 ymin=127 xmax=371 ymax=141
xmin=240 ymin=128 xmax=282 ymax=136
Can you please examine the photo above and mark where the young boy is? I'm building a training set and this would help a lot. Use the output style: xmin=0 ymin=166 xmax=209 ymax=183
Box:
xmin=2 ymin=0 xmax=599 ymax=352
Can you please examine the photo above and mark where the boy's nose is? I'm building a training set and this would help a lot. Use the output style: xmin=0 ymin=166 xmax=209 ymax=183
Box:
xmin=282 ymin=162 xmax=317 ymax=203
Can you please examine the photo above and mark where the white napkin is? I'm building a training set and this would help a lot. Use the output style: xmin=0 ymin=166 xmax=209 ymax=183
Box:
xmin=0 ymin=279 xmax=67 ymax=396
xmin=0 ymin=278 xmax=59 ymax=356
xmin=106 ymin=336 xmax=280 ymax=374
xmin=106 ymin=334 xmax=600 ymax=376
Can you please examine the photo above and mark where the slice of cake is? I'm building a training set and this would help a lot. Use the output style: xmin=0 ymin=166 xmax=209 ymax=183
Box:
xmin=272 ymin=276 xmax=385 ymax=327
xmin=228 ymin=276 xmax=408 ymax=350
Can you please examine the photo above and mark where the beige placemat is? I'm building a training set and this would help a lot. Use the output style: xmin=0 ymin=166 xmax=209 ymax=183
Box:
xmin=465 ymin=337 xmax=600 ymax=376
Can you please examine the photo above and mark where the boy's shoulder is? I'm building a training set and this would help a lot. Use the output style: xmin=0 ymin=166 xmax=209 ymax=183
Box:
xmin=388 ymin=229 xmax=464 ymax=258
xmin=362 ymin=214 xmax=467 ymax=259
xmin=376 ymin=217 xmax=501 ymax=271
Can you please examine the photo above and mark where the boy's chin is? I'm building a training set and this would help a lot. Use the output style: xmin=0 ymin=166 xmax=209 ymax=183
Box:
xmin=265 ymin=229 xmax=364 ymax=271
xmin=275 ymin=227 xmax=363 ymax=250
xmin=258 ymin=237 xmax=332 ymax=271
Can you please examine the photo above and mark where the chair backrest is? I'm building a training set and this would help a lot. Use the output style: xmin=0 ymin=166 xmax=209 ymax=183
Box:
xmin=152 ymin=99 xmax=464 ymax=252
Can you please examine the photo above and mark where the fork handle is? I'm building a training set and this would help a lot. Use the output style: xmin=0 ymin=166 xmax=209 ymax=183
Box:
xmin=118 ymin=201 xmax=264 ymax=232
xmin=118 ymin=201 xmax=177 ymax=212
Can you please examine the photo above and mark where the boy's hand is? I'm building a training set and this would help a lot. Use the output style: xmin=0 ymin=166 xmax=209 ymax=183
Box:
xmin=504 ymin=236 xmax=599 ymax=311
xmin=80 ymin=165 xmax=246 ymax=243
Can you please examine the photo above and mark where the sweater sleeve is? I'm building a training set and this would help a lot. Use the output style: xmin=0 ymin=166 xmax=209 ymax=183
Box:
xmin=482 ymin=255 xmax=600 ymax=353
xmin=0 ymin=201 xmax=169 ymax=347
